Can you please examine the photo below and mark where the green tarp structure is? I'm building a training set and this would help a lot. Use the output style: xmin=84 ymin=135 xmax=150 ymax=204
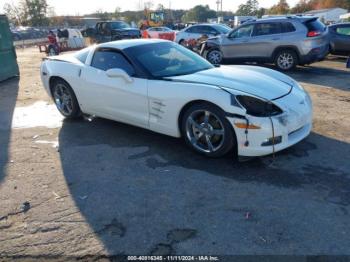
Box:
xmin=0 ymin=15 xmax=19 ymax=82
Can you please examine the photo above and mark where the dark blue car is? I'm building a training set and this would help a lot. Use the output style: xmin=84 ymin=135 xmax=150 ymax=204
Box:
xmin=329 ymin=23 xmax=350 ymax=56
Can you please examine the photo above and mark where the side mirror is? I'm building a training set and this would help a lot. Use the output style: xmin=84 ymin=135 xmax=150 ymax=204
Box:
xmin=106 ymin=68 xmax=133 ymax=83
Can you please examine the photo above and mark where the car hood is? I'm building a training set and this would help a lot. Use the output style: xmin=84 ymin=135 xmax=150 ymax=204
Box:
xmin=167 ymin=65 xmax=294 ymax=100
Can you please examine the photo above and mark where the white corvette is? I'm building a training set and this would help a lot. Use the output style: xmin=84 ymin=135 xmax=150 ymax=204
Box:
xmin=40 ymin=39 xmax=312 ymax=158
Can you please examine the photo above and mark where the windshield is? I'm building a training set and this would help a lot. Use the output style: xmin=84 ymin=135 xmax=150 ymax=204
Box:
xmin=125 ymin=42 xmax=214 ymax=78
xmin=162 ymin=27 xmax=172 ymax=32
xmin=110 ymin=21 xmax=130 ymax=30
xmin=213 ymin=24 xmax=231 ymax=34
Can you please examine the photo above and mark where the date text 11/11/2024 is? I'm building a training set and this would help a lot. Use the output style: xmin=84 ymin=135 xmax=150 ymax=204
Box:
xmin=127 ymin=256 xmax=220 ymax=261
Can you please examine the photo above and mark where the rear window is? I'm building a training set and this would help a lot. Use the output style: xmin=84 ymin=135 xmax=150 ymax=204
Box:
xmin=74 ymin=47 xmax=92 ymax=64
xmin=212 ymin=24 xmax=231 ymax=34
xmin=185 ymin=26 xmax=199 ymax=33
xmin=281 ymin=22 xmax=296 ymax=33
xmin=304 ymin=19 xmax=326 ymax=32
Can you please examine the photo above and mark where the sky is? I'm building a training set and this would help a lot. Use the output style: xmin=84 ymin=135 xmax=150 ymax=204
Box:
xmin=1 ymin=0 xmax=300 ymax=16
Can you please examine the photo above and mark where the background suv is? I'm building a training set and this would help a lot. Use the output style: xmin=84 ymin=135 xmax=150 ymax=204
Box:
xmin=175 ymin=23 xmax=231 ymax=45
xmin=201 ymin=16 xmax=329 ymax=71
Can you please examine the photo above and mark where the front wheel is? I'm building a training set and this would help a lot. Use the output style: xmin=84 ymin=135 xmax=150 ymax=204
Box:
xmin=179 ymin=39 xmax=186 ymax=47
xmin=181 ymin=103 xmax=236 ymax=158
xmin=274 ymin=50 xmax=298 ymax=71
xmin=51 ymin=79 xmax=81 ymax=119
xmin=206 ymin=49 xmax=223 ymax=65
xmin=48 ymin=45 xmax=58 ymax=56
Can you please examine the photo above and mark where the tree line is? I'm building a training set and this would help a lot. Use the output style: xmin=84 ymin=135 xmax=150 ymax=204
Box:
xmin=4 ymin=0 xmax=350 ymax=27
xmin=236 ymin=0 xmax=350 ymax=16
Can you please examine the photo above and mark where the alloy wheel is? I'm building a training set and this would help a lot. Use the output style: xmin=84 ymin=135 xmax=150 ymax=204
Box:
xmin=53 ymin=83 xmax=74 ymax=116
xmin=207 ymin=50 xmax=222 ymax=64
xmin=277 ymin=52 xmax=294 ymax=70
xmin=186 ymin=110 xmax=225 ymax=153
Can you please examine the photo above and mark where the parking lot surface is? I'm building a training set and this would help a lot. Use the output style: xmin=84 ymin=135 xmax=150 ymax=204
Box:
xmin=0 ymin=48 xmax=349 ymax=258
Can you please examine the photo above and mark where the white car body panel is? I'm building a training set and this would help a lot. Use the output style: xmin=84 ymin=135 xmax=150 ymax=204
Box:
xmin=40 ymin=39 xmax=312 ymax=157
xmin=78 ymin=66 xmax=149 ymax=128
xmin=167 ymin=66 xmax=293 ymax=100
xmin=147 ymin=80 xmax=239 ymax=137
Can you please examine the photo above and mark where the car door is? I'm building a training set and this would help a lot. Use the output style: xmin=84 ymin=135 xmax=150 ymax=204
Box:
xmin=95 ymin=23 xmax=103 ymax=43
xmin=249 ymin=22 xmax=282 ymax=58
xmin=79 ymin=48 xmax=149 ymax=128
xmin=333 ymin=25 xmax=350 ymax=53
xmin=100 ymin=22 xmax=112 ymax=43
xmin=221 ymin=24 xmax=254 ymax=58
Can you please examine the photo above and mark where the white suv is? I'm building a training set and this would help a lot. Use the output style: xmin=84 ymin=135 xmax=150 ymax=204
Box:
xmin=175 ymin=23 xmax=231 ymax=45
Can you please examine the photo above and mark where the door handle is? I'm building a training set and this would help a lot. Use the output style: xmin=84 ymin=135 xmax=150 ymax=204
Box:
xmin=272 ymin=38 xmax=280 ymax=41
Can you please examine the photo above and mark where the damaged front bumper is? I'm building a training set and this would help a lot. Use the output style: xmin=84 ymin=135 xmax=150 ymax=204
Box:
xmin=227 ymin=88 xmax=313 ymax=157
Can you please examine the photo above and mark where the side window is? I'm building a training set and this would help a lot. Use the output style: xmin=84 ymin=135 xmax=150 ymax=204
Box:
xmin=203 ymin=26 xmax=218 ymax=35
xmin=91 ymin=49 xmax=135 ymax=76
xmin=186 ymin=26 xmax=198 ymax=33
xmin=336 ymin=26 xmax=350 ymax=36
xmin=229 ymin=24 xmax=254 ymax=38
xmin=75 ymin=49 xmax=90 ymax=63
xmin=195 ymin=26 xmax=205 ymax=34
xmin=253 ymin=23 xmax=281 ymax=36
xmin=281 ymin=22 xmax=296 ymax=33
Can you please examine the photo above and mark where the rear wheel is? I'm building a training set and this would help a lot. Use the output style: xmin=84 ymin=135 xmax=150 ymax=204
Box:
xmin=181 ymin=103 xmax=236 ymax=158
xmin=48 ymin=46 xmax=58 ymax=56
xmin=51 ymin=79 xmax=81 ymax=119
xmin=274 ymin=50 xmax=298 ymax=71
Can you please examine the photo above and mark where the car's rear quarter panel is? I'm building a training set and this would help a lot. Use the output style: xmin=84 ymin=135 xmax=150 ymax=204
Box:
xmin=41 ymin=59 xmax=83 ymax=99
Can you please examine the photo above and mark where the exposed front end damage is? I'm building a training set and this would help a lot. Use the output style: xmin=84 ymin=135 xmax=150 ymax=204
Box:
xmin=226 ymin=83 xmax=313 ymax=157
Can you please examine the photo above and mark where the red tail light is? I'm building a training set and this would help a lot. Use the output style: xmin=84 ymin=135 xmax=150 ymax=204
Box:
xmin=307 ymin=31 xmax=321 ymax=37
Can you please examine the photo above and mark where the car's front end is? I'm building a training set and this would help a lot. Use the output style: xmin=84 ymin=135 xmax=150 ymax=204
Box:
xmin=169 ymin=64 xmax=313 ymax=157
xmin=227 ymin=82 xmax=312 ymax=157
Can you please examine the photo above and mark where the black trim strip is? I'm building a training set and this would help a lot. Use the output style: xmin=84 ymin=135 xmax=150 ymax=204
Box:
xmin=225 ymin=112 xmax=246 ymax=119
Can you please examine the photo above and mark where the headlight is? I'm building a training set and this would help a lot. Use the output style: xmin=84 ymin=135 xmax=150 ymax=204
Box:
xmin=235 ymin=95 xmax=283 ymax=117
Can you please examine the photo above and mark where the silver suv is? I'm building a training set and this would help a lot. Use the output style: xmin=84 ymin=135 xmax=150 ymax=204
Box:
xmin=201 ymin=16 xmax=329 ymax=71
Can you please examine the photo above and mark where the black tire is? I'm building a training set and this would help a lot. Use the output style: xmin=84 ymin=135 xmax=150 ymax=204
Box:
xmin=48 ymin=46 xmax=58 ymax=56
xmin=51 ymin=79 xmax=81 ymax=119
xmin=179 ymin=39 xmax=186 ymax=46
xmin=274 ymin=49 xmax=298 ymax=71
xmin=206 ymin=49 xmax=223 ymax=65
xmin=181 ymin=102 xmax=236 ymax=158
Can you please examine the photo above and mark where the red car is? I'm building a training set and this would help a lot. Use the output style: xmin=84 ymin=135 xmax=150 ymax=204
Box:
xmin=142 ymin=27 xmax=176 ymax=41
